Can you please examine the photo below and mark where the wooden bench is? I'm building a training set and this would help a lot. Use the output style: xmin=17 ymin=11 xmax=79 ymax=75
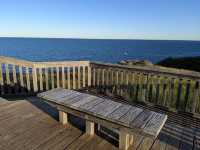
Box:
xmin=38 ymin=88 xmax=167 ymax=150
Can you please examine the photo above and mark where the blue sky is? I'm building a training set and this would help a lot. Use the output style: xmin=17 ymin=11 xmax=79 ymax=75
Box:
xmin=0 ymin=0 xmax=200 ymax=40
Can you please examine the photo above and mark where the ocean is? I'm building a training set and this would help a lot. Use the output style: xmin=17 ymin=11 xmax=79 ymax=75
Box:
xmin=0 ymin=37 xmax=200 ymax=63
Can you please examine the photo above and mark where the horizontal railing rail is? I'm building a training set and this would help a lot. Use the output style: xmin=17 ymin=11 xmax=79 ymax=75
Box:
xmin=0 ymin=56 xmax=199 ymax=114
xmin=90 ymin=61 xmax=200 ymax=80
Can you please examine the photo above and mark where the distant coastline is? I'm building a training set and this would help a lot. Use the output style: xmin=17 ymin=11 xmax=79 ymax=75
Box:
xmin=157 ymin=56 xmax=200 ymax=72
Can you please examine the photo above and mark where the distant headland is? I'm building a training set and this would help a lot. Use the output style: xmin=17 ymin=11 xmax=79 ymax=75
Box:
xmin=119 ymin=56 xmax=200 ymax=73
xmin=157 ymin=56 xmax=200 ymax=72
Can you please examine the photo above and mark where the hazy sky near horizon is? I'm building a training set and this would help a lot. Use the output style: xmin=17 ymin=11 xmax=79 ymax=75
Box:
xmin=0 ymin=0 xmax=200 ymax=40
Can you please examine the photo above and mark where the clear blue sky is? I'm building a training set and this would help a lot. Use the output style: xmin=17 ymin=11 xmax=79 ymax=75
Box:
xmin=0 ymin=0 xmax=200 ymax=40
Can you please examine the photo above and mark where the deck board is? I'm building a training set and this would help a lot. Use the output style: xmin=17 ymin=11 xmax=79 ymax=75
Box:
xmin=0 ymin=96 xmax=199 ymax=150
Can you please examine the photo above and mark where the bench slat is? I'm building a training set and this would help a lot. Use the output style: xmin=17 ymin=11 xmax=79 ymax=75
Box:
xmin=56 ymin=92 xmax=82 ymax=102
xmin=47 ymin=90 xmax=75 ymax=101
xmin=63 ymin=94 xmax=91 ymax=105
xmin=119 ymin=107 xmax=143 ymax=125
xmin=131 ymin=110 xmax=155 ymax=129
xmin=143 ymin=113 xmax=167 ymax=137
xmin=89 ymin=100 xmax=122 ymax=117
xmin=72 ymin=95 xmax=97 ymax=107
xmin=80 ymin=98 xmax=105 ymax=110
xmin=39 ymin=88 xmax=66 ymax=98
xmin=107 ymin=104 xmax=132 ymax=121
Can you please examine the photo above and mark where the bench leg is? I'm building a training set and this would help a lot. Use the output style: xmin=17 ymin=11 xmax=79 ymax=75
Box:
xmin=59 ymin=111 xmax=68 ymax=125
xmin=119 ymin=129 xmax=132 ymax=150
xmin=86 ymin=120 xmax=95 ymax=135
xmin=129 ymin=135 xmax=133 ymax=145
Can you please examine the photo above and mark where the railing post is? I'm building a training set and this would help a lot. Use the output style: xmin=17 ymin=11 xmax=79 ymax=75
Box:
xmin=92 ymin=67 xmax=96 ymax=86
xmin=5 ymin=63 xmax=10 ymax=85
xmin=56 ymin=67 xmax=60 ymax=88
xmin=32 ymin=66 xmax=38 ymax=92
xmin=83 ymin=66 xmax=86 ymax=87
xmin=115 ymin=70 xmax=119 ymax=94
xmin=45 ymin=68 xmax=49 ymax=90
xmin=147 ymin=74 xmax=154 ymax=102
xmin=26 ymin=67 xmax=31 ymax=91
xmin=19 ymin=66 xmax=24 ymax=88
xmin=12 ymin=65 xmax=17 ymax=93
xmin=62 ymin=66 xmax=65 ymax=89
xmin=120 ymin=71 xmax=124 ymax=96
xmin=116 ymin=70 xmax=119 ymax=85
xmin=73 ymin=66 xmax=76 ymax=89
xmin=105 ymin=69 xmax=109 ymax=86
xmin=155 ymin=76 xmax=160 ymax=104
xmin=191 ymin=81 xmax=199 ymax=113
xmin=78 ymin=66 xmax=81 ymax=88
xmin=39 ymin=68 xmax=43 ymax=91
xmin=176 ymin=78 xmax=183 ymax=110
xmin=102 ymin=69 xmax=105 ymax=86
xmin=111 ymin=69 xmax=114 ymax=86
xmin=184 ymin=80 xmax=191 ymax=112
xmin=169 ymin=78 xmax=175 ymax=107
xmin=0 ymin=63 xmax=4 ymax=94
xmin=125 ymin=71 xmax=129 ymax=85
xmin=97 ymin=68 xmax=100 ymax=86
xmin=88 ymin=65 xmax=91 ymax=87
xmin=67 ymin=67 xmax=71 ymax=89
xmin=51 ymin=67 xmax=55 ymax=89
xmin=136 ymin=73 xmax=142 ymax=101
xmin=12 ymin=65 xmax=17 ymax=84
xmin=162 ymin=77 xmax=168 ymax=107
xmin=141 ymin=74 xmax=147 ymax=102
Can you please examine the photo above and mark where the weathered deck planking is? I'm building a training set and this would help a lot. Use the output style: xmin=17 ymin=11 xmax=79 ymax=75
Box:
xmin=0 ymin=96 xmax=199 ymax=150
xmin=0 ymin=97 xmax=118 ymax=150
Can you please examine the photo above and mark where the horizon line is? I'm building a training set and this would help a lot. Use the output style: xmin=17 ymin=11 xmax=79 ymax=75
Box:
xmin=0 ymin=36 xmax=200 ymax=42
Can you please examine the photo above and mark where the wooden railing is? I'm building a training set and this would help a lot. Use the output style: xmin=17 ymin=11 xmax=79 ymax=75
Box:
xmin=90 ymin=62 xmax=200 ymax=114
xmin=0 ymin=56 xmax=91 ymax=95
xmin=0 ymin=56 xmax=200 ymax=114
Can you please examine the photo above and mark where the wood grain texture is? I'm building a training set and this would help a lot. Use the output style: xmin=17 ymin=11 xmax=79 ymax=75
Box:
xmin=0 ymin=96 xmax=199 ymax=150
xmin=119 ymin=106 xmax=143 ymax=125
xmin=130 ymin=110 xmax=154 ymax=129
xmin=107 ymin=104 xmax=132 ymax=121
xmin=79 ymin=97 xmax=105 ymax=110
xmin=40 ymin=88 xmax=72 ymax=99
xmin=143 ymin=113 xmax=167 ymax=137
xmin=71 ymin=95 xmax=97 ymax=107
xmin=61 ymin=93 xmax=91 ymax=105
xmin=89 ymin=100 xmax=122 ymax=117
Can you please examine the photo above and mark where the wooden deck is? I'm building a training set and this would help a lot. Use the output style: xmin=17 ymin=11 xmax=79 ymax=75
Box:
xmin=0 ymin=96 xmax=200 ymax=150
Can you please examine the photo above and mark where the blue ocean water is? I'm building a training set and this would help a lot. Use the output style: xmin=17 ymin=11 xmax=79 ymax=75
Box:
xmin=0 ymin=37 xmax=200 ymax=63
